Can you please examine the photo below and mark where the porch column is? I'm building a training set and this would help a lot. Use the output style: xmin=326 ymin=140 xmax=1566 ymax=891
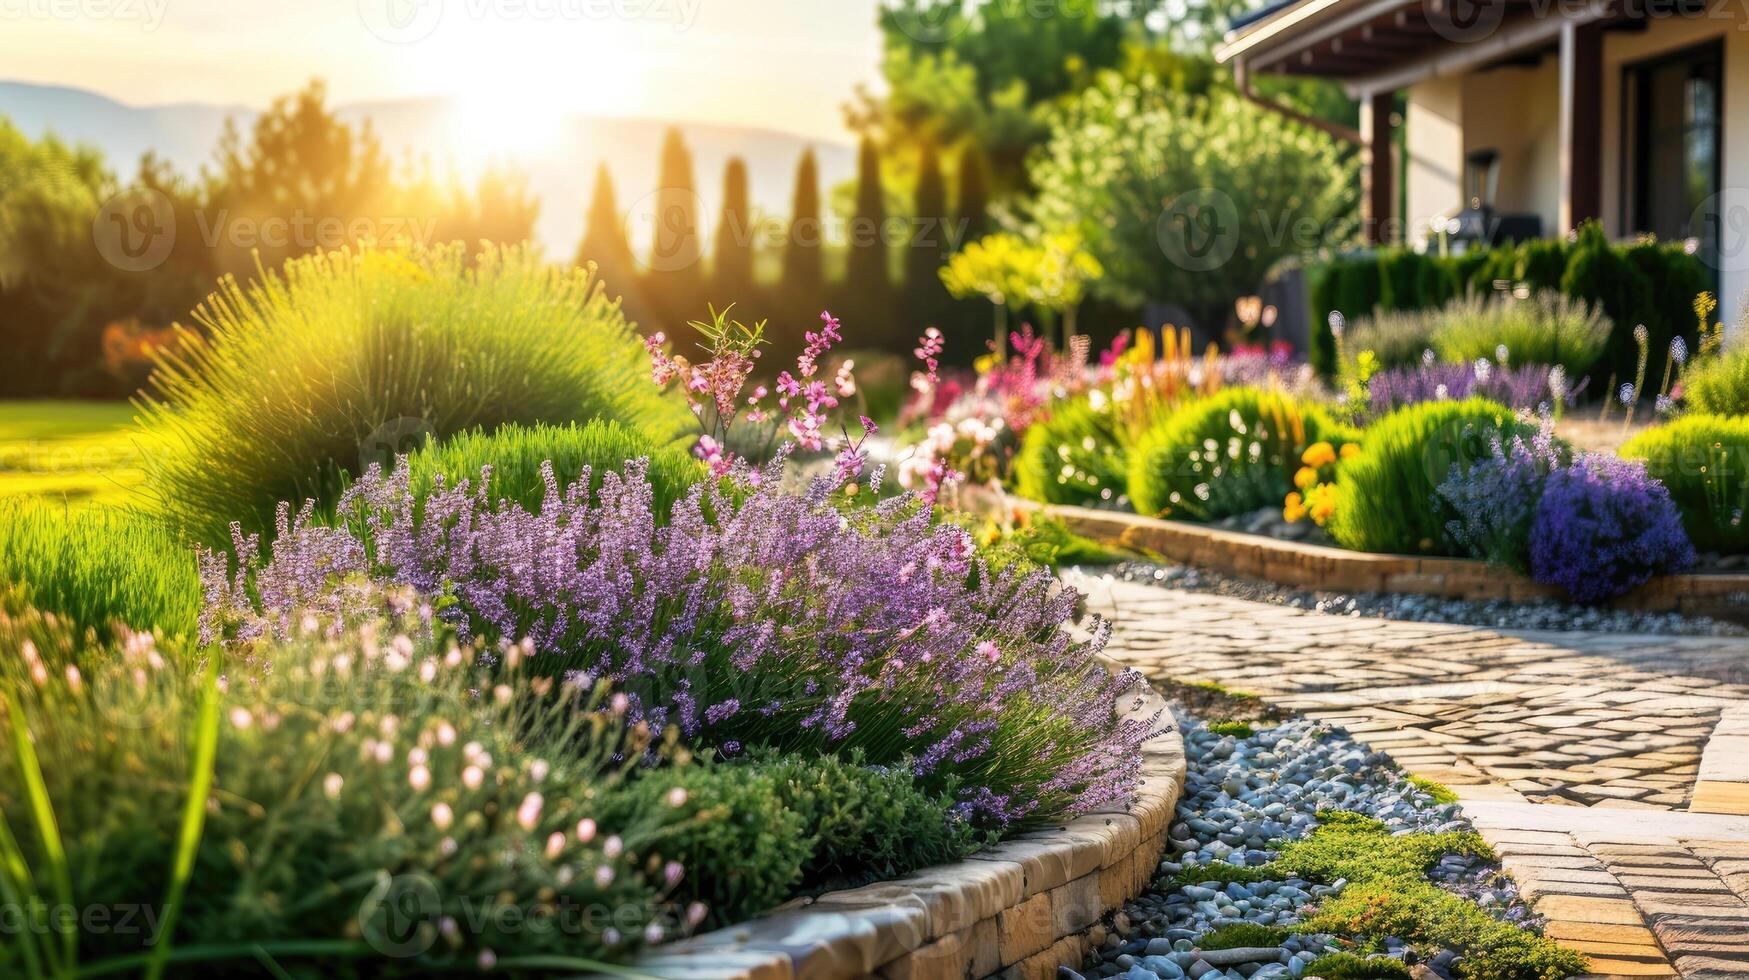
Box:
xmin=1362 ymin=90 xmax=1395 ymax=244
xmin=1559 ymin=20 xmax=1603 ymax=233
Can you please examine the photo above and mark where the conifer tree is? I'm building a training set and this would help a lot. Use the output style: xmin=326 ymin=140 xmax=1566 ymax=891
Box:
xmin=712 ymin=157 xmax=755 ymax=305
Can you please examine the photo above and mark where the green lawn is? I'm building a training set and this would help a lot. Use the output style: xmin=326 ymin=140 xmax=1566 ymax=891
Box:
xmin=0 ymin=401 xmax=153 ymax=508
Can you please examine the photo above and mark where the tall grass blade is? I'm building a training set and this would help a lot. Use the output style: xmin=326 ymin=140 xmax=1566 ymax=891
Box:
xmin=4 ymin=689 xmax=74 ymax=975
xmin=143 ymin=655 xmax=222 ymax=980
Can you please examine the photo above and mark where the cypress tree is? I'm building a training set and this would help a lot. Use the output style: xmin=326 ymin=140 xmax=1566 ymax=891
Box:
xmin=712 ymin=157 xmax=755 ymax=305
xmin=956 ymin=143 xmax=992 ymax=243
xmin=781 ymin=148 xmax=826 ymax=325
xmin=649 ymin=127 xmax=702 ymax=326
xmin=906 ymin=140 xmax=949 ymax=326
xmin=844 ymin=137 xmax=890 ymax=309
xmin=575 ymin=163 xmax=647 ymax=324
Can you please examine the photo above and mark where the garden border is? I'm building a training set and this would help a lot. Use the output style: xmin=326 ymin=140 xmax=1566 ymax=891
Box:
xmin=618 ymin=664 xmax=1185 ymax=980
xmin=1002 ymin=497 xmax=1749 ymax=618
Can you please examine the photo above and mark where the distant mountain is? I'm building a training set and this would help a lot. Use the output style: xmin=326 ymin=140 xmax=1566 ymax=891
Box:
xmin=0 ymin=81 xmax=856 ymax=256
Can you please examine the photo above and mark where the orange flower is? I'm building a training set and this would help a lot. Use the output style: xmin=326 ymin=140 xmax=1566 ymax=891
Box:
xmin=1283 ymin=492 xmax=1307 ymax=524
xmin=1294 ymin=466 xmax=1321 ymax=491
xmin=1339 ymin=442 xmax=1361 ymax=460
xmin=1300 ymin=441 xmax=1337 ymax=468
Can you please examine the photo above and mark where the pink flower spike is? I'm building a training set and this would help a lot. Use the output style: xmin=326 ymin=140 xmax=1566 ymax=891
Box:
xmin=859 ymin=415 xmax=878 ymax=435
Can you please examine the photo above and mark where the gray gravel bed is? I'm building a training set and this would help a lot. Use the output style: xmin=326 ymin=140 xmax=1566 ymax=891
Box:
xmin=1092 ymin=559 xmax=1746 ymax=637
xmin=1073 ymin=711 xmax=1539 ymax=980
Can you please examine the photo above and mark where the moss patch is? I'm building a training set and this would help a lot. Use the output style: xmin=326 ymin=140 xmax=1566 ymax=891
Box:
xmin=1206 ymin=720 xmax=1257 ymax=739
xmin=1197 ymin=923 xmax=1289 ymax=950
xmin=1305 ymin=952 xmax=1412 ymax=978
xmin=1407 ymin=774 xmax=1460 ymax=805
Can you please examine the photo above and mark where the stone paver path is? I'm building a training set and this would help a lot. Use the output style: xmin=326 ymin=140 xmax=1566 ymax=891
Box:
xmin=1072 ymin=573 xmax=1749 ymax=980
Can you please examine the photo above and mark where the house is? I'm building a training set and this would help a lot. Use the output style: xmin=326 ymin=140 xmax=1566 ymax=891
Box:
xmin=1216 ymin=0 xmax=1747 ymax=323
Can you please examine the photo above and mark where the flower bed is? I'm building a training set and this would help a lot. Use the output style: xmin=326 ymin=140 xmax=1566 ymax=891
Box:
xmin=0 ymin=250 xmax=1165 ymax=977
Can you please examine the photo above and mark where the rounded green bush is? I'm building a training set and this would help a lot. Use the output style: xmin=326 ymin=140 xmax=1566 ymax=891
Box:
xmin=1328 ymin=398 xmax=1534 ymax=555
xmin=1127 ymin=387 xmax=1355 ymax=521
xmin=139 ymin=244 xmax=691 ymax=546
xmin=1622 ymin=413 xmax=1749 ymax=555
xmin=1013 ymin=397 xmax=1128 ymax=507
xmin=1683 ymin=345 xmax=1749 ymax=417
xmin=401 ymin=420 xmax=705 ymax=521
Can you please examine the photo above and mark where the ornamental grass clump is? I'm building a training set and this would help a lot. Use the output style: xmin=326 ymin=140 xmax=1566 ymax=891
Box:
xmin=0 ymin=591 xmax=704 ymax=977
xmin=0 ymin=498 xmax=201 ymax=638
xmin=139 ymin=244 xmax=690 ymax=546
xmin=1428 ymin=292 xmax=1611 ymax=380
xmin=400 ymin=420 xmax=705 ymax=519
xmin=1127 ymin=387 xmax=1356 ymax=521
xmin=1328 ymin=399 xmax=1533 ymax=556
xmin=1622 ymin=414 xmax=1749 ymax=554
xmin=205 ymin=454 xmax=1155 ymax=827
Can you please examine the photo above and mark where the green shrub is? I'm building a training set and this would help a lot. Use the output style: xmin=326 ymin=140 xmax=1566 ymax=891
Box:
xmin=1517 ymin=237 xmax=1569 ymax=292
xmin=1014 ymin=397 xmax=1129 ymax=507
xmin=1206 ymin=720 xmax=1256 ymax=739
xmin=139 ymin=244 xmax=690 ymax=545
xmin=1683 ymin=343 xmax=1749 ymax=417
xmin=1341 ymin=304 xmax=1443 ymax=372
xmin=401 ymin=420 xmax=705 ymax=519
xmin=1328 ymin=398 xmax=1534 ymax=555
xmin=749 ymin=751 xmax=990 ymax=887
xmin=1303 ymin=953 xmax=1412 ymax=979
xmin=1622 ymin=414 xmax=1749 ymax=554
xmin=0 ymin=593 xmax=690 ymax=974
xmin=1127 ymin=387 xmax=1356 ymax=521
xmin=1429 ymin=292 xmax=1611 ymax=379
xmin=594 ymin=762 xmax=813 ymax=929
xmin=0 ymin=499 xmax=199 ymax=637
xmin=1561 ymin=223 xmax=1655 ymax=385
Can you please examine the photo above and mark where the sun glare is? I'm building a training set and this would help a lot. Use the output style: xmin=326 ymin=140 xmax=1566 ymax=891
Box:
xmin=441 ymin=40 xmax=643 ymax=177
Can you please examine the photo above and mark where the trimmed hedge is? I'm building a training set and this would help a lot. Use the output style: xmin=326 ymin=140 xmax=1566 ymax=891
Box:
xmin=1328 ymin=398 xmax=1534 ymax=555
xmin=1307 ymin=224 xmax=1709 ymax=388
xmin=1014 ymin=397 xmax=1129 ymax=507
xmin=1622 ymin=414 xmax=1749 ymax=555
xmin=1127 ymin=387 xmax=1356 ymax=521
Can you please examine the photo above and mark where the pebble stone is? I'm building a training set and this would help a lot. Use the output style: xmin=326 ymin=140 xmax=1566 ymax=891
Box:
xmin=1079 ymin=712 xmax=1542 ymax=980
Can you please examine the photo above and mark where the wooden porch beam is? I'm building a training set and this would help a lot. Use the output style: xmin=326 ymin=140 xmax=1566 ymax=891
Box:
xmin=1363 ymin=90 xmax=1396 ymax=243
xmin=1559 ymin=19 xmax=1604 ymax=231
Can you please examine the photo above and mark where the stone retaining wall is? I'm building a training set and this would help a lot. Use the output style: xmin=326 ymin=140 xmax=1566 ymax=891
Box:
xmin=621 ymin=675 xmax=1185 ymax=980
xmin=1018 ymin=499 xmax=1749 ymax=618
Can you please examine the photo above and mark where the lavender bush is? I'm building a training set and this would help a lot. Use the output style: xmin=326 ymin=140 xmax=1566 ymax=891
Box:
xmin=1364 ymin=361 xmax=1579 ymax=419
xmin=1437 ymin=425 xmax=1568 ymax=573
xmin=203 ymin=455 xmax=1156 ymax=827
xmin=1530 ymin=454 xmax=1695 ymax=603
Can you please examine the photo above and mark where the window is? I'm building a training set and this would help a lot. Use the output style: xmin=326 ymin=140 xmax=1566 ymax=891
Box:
xmin=1624 ymin=38 xmax=1723 ymax=256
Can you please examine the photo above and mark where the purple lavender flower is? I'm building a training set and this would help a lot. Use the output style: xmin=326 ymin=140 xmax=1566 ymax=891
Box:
xmin=204 ymin=455 xmax=1156 ymax=826
xmin=1529 ymin=453 xmax=1695 ymax=603
xmin=1437 ymin=424 xmax=1567 ymax=572
xmin=1366 ymin=363 xmax=1579 ymax=419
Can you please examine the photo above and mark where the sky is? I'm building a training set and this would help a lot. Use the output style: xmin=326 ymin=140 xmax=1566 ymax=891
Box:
xmin=0 ymin=0 xmax=887 ymax=141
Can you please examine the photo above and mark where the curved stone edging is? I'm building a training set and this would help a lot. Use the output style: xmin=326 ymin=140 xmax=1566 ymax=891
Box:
xmin=1018 ymin=498 xmax=1749 ymax=617
xmin=618 ymin=669 xmax=1185 ymax=980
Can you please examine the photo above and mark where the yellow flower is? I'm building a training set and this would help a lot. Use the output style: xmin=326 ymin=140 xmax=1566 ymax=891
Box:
xmin=1294 ymin=466 xmax=1320 ymax=491
xmin=1283 ymin=492 xmax=1307 ymax=524
xmin=974 ymin=354 xmax=996 ymax=375
xmin=1300 ymin=442 xmax=1337 ymax=468
xmin=1306 ymin=484 xmax=1340 ymax=526
xmin=1339 ymin=442 xmax=1361 ymax=460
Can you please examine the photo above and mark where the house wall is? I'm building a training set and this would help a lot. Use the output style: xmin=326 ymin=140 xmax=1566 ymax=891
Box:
xmin=1400 ymin=5 xmax=1749 ymax=329
xmin=1404 ymin=75 xmax=1465 ymax=244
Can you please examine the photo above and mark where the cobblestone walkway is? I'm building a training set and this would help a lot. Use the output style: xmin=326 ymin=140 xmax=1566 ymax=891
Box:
xmin=1072 ymin=573 xmax=1749 ymax=980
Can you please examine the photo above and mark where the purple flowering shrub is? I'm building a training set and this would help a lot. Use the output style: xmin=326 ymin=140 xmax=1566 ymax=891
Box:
xmin=1365 ymin=362 xmax=1580 ymax=419
xmin=203 ymin=454 xmax=1156 ymax=827
xmin=1530 ymin=454 xmax=1695 ymax=604
xmin=1437 ymin=429 xmax=1695 ymax=601
xmin=1436 ymin=426 xmax=1568 ymax=573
